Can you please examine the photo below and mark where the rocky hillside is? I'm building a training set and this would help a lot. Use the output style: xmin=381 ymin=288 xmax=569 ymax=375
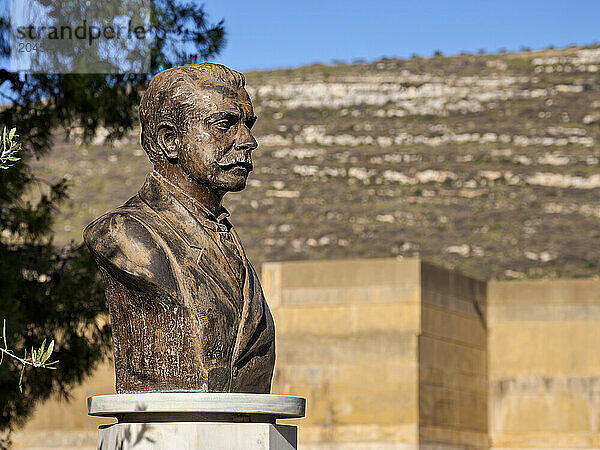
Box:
xmin=33 ymin=45 xmax=600 ymax=280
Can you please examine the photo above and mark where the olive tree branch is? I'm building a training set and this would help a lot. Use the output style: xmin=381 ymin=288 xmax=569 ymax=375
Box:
xmin=0 ymin=320 xmax=59 ymax=392
xmin=0 ymin=127 xmax=21 ymax=169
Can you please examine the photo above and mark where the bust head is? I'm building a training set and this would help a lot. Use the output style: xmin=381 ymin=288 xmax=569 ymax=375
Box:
xmin=139 ymin=63 xmax=258 ymax=195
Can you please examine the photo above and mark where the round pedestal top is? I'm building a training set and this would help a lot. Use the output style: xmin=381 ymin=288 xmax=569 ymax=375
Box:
xmin=88 ymin=393 xmax=306 ymax=421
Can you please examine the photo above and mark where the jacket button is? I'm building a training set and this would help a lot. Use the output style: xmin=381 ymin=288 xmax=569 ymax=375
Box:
xmin=232 ymin=367 xmax=238 ymax=377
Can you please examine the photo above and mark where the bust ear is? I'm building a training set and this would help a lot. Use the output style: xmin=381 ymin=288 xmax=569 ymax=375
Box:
xmin=156 ymin=122 xmax=178 ymax=160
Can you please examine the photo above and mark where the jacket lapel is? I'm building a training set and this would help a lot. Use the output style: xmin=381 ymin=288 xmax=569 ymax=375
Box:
xmin=229 ymin=227 xmax=264 ymax=371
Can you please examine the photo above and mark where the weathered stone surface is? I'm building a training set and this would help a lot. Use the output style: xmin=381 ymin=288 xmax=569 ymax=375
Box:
xmin=83 ymin=64 xmax=274 ymax=393
xmin=419 ymin=262 xmax=488 ymax=449
xmin=266 ymin=258 xmax=488 ymax=449
xmin=488 ymin=279 xmax=600 ymax=449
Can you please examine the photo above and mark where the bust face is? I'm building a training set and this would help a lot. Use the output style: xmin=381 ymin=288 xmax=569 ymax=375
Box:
xmin=178 ymin=85 xmax=258 ymax=193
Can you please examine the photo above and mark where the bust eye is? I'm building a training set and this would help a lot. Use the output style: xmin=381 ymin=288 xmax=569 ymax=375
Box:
xmin=214 ymin=120 xmax=231 ymax=131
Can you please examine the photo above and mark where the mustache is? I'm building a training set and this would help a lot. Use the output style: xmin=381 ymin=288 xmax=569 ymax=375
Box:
xmin=216 ymin=152 xmax=253 ymax=169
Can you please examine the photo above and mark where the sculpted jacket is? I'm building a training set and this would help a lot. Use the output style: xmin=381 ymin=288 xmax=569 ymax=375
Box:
xmin=83 ymin=171 xmax=275 ymax=393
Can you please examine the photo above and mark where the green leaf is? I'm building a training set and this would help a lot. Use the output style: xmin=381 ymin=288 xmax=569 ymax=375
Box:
xmin=8 ymin=128 xmax=16 ymax=140
xmin=41 ymin=340 xmax=54 ymax=364
xmin=45 ymin=360 xmax=58 ymax=369
xmin=18 ymin=366 xmax=25 ymax=393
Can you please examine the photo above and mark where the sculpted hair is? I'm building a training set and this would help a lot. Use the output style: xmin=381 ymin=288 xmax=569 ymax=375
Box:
xmin=139 ymin=63 xmax=246 ymax=163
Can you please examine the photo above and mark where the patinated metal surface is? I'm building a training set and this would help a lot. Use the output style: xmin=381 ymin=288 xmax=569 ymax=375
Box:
xmin=84 ymin=64 xmax=275 ymax=393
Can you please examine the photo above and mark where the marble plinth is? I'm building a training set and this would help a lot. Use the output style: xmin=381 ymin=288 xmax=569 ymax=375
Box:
xmin=88 ymin=393 xmax=306 ymax=450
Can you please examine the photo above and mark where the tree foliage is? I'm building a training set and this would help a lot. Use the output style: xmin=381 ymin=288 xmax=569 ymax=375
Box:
xmin=0 ymin=121 xmax=107 ymax=445
xmin=0 ymin=0 xmax=226 ymax=440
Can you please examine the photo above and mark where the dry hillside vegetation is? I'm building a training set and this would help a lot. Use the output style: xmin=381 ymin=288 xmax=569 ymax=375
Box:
xmin=33 ymin=46 xmax=600 ymax=279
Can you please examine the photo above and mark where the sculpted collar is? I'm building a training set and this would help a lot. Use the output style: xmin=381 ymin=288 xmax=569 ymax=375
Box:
xmin=145 ymin=171 xmax=232 ymax=232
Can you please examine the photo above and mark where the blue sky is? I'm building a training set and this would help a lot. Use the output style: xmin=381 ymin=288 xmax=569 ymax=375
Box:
xmin=205 ymin=0 xmax=600 ymax=71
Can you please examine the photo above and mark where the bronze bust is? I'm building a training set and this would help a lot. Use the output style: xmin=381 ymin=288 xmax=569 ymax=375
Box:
xmin=84 ymin=64 xmax=275 ymax=394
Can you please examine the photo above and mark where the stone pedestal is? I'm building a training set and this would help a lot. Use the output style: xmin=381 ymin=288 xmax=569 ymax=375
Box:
xmin=88 ymin=393 xmax=305 ymax=450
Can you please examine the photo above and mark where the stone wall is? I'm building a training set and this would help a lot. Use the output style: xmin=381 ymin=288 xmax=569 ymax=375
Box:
xmin=263 ymin=258 xmax=422 ymax=449
xmin=419 ymin=262 xmax=488 ymax=449
xmin=264 ymin=258 xmax=488 ymax=449
xmin=488 ymin=278 xmax=600 ymax=449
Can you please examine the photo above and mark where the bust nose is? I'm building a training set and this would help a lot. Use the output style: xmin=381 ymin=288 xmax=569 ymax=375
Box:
xmin=235 ymin=127 xmax=258 ymax=151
